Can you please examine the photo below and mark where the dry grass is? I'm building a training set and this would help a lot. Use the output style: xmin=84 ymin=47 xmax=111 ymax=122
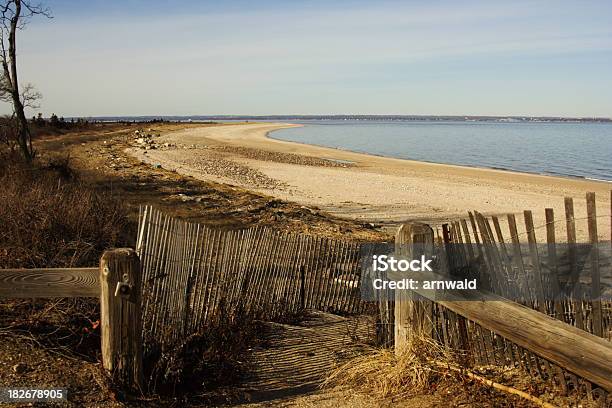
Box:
xmin=323 ymin=335 xmax=457 ymax=401
xmin=322 ymin=335 xmax=583 ymax=407
xmin=0 ymin=154 xmax=130 ymax=269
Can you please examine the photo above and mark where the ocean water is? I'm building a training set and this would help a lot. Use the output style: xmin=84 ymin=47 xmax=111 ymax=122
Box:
xmin=269 ymin=120 xmax=612 ymax=181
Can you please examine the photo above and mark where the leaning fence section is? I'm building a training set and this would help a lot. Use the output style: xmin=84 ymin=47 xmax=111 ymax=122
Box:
xmin=380 ymin=191 xmax=612 ymax=343
xmin=439 ymin=191 xmax=612 ymax=341
xmin=380 ymin=191 xmax=612 ymax=404
xmin=136 ymin=206 xmax=366 ymax=353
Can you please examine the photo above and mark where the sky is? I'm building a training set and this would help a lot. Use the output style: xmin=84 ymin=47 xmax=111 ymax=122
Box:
xmin=2 ymin=0 xmax=612 ymax=117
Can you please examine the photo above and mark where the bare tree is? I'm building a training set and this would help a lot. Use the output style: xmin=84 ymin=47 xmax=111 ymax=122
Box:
xmin=0 ymin=0 xmax=50 ymax=162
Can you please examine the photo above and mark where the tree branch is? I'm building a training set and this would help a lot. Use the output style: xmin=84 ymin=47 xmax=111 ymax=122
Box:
xmin=20 ymin=82 xmax=40 ymax=108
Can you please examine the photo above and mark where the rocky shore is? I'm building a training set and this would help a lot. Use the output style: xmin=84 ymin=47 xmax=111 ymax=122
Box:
xmin=129 ymin=129 xmax=287 ymax=190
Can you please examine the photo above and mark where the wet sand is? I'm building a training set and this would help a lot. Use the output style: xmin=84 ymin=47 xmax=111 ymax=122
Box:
xmin=128 ymin=122 xmax=611 ymax=241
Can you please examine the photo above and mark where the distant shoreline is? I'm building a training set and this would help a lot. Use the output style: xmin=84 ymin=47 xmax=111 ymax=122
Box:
xmin=82 ymin=115 xmax=612 ymax=124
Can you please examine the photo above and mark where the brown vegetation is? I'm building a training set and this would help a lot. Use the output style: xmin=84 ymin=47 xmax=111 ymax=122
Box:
xmin=323 ymin=333 xmax=601 ymax=407
xmin=0 ymin=155 xmax=129 ymax=269
xmin=324 ymin=335 xmax=456 ymax=400
xmin=0 ymin=153 xmax=127 ymax=377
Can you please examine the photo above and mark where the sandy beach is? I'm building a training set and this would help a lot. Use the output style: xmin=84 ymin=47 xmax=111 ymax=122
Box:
xmin=128 ymin=122 xmax=611 ymax=241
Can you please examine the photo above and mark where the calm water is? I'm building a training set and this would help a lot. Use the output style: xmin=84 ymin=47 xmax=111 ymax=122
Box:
xmin=270 ymin=120 xmax=612 ymax=181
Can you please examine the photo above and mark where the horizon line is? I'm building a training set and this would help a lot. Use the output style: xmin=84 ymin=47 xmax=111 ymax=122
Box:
xmin=59 ymin=114 xmax=612 ymax=121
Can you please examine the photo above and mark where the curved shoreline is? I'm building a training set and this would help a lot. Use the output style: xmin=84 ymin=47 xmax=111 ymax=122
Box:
xmin=251 ymin=123 xmax=609 ymax=187
xmin=265 ymin=126 xmax=611 ymax=183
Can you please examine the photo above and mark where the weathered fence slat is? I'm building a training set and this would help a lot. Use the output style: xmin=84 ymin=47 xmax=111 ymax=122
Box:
xmin=545 ymin=208 xmax=565 ymax=322
xmin=564 ymin=197 xmax=584 ymax=330
xmin=523 ymin=210 xmax=546 ymax=314
xmin=586 ymin=192 xmax=603 ymax=337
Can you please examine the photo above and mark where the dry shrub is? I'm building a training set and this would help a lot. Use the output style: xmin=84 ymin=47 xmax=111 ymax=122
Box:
xmin=323 ymin=335 xmax=457 ymax=400
xmin=0 ymin=155 xmax=129 ymax=268
xmin=144 ymin=304 xmax=264 ymax=402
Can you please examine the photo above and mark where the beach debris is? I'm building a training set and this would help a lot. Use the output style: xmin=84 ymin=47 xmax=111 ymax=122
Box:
xmin=174 ymin=193 xmax=204 ymax=203
xmin=300 ymin=205 xmax=319 ymax=215
xmin=132 ymin=131 xmax=159 ymax=149
xmin=265 ymin=199 xmax=282 ymax=208
xmin=130 ymin=131 xmax=175 ymax=151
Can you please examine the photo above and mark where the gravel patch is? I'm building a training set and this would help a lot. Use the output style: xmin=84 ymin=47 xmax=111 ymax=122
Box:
xmin=211 ymin=145 xmax=354 ymax=168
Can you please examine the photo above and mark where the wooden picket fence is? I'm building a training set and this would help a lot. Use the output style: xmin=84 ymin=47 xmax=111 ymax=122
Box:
xmin=440 ymin=192 xmax=611 ymax=339
xmin=136 ymin=206 xmax=367 ymax=353
xmin=1 ymin=192 xmax=609 ymax=397
xmin=383 ymin=191 xmax=612 ymax=404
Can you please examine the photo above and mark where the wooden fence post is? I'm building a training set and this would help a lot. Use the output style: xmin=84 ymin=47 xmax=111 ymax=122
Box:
xmin=100 ymin=248 xmax=144 ymax=391
xmin=394 ymin=223 xmax=434 ymax=353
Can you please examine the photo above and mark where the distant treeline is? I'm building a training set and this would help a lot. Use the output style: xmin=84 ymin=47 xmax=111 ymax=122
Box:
xmin=31 ymin=113 xmax=90 ymax=129
xmin=28 ymin=114 xmax=189 ymax=129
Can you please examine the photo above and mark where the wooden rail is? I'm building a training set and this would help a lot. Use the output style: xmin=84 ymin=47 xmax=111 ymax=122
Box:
xmin=438 ymin=294 xmax=612 ymax=392
xmin=0 ymin=267 xmax=99 ymax=297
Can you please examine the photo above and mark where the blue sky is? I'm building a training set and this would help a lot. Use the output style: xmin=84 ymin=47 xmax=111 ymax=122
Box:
xmin=3 ymin=0 xmax=612 ymax=117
